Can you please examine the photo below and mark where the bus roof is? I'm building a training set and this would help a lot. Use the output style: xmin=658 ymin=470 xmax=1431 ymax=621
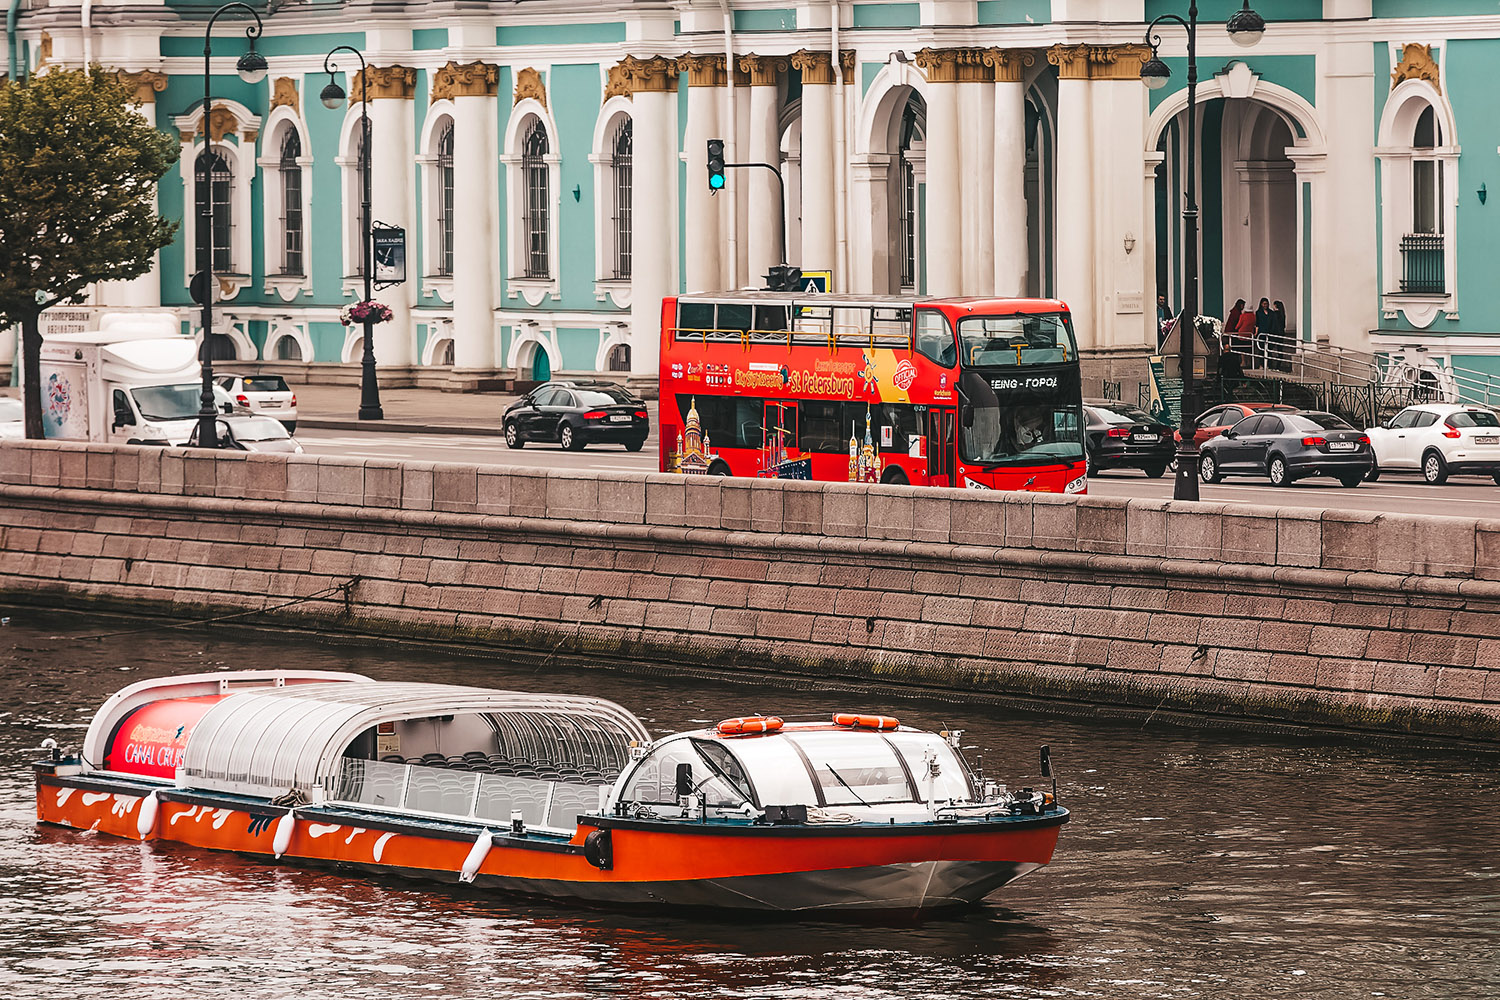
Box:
xmin=674 ymin=291 xmax=1069 ymax=315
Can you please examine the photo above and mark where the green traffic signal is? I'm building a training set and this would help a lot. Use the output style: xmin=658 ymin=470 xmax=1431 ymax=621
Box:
xmin=706 ymin=138 xmax=726 ymax=193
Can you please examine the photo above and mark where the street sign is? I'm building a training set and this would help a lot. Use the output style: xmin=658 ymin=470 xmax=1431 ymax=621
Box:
xmin=372 ymin=224 xmax=406 ymax=286
xmin=800 ymin=270 xmax=831 ymax=293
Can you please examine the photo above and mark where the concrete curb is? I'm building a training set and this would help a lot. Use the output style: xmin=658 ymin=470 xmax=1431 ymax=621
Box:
xmin=299 ymin=418 xmax=504 ymax=437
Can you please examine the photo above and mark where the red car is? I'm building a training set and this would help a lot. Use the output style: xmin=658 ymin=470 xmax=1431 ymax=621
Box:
xmin=1189 ymin=402 xmax=1296 ymax=445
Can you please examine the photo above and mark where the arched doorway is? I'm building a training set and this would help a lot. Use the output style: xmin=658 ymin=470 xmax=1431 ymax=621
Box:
xmin=529 ymin=344 xmax=551 ymax=382
xmin=854 ymin=74 xmax=928 ymax=295
xmin=1154 ymin=97 xmax=1299 ymax=339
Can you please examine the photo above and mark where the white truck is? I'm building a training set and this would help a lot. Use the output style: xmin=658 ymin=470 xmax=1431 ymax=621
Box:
xmin=30 ymin=313 xmax=236 ymax=446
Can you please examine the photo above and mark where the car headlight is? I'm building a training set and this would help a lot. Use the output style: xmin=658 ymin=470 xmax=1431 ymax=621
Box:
xmin=137 ymin=425 xmax=170 ymax=443
xmin=1064 ymin=473 xmax=1088 ymax=494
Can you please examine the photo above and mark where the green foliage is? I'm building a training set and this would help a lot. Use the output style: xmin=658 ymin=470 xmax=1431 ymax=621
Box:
xmin=0 ymin=67 xmax=179 ymax=326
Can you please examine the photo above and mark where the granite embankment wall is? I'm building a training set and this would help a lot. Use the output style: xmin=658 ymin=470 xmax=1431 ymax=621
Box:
xmin=1 ymin=440 xmax=1497 ymax=741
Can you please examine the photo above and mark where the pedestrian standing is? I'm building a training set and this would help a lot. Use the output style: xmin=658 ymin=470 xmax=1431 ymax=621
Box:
xmin=1254 ymin=298 xmax=1274 ymax=368
xmin=1271 ymin=300 xmax=1289 ymax=370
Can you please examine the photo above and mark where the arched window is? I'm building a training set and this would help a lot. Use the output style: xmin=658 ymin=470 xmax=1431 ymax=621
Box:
xmin=897 ymin=99 xmax=924 ymax=291
xmin=1412 ymin=106 xmax=1442 ymax=236
xmin=610 ymin=118 xmax=632 ymax=279
xmin=522 ymin=117 xmax=550 ymax=278
xmin=437 ymin=123 xmax=455 ymax=276
xmin=274 ymin=334 xmax=303 ymax=361
xmin=279 ymin=130 xmax=303 ymax=275
xmin=195 ymin=150 xmax=234 ymax=272
xmin=606 ymin=343 xmax=631 ymax=372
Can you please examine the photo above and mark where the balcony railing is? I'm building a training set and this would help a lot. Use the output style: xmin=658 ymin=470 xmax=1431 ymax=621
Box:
xmin=1399 ymin=233 xmax=1445 ymax=294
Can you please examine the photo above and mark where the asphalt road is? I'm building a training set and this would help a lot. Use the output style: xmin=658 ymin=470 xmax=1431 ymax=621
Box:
xmin=296 ymin=428 xmax=1500 ymax=516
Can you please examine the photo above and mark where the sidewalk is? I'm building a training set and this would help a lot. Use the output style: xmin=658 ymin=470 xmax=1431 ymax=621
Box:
xmin=295 ymin=384 xmax=519 ymax=436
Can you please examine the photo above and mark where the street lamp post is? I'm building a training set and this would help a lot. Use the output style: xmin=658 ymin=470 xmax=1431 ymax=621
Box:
xmin=320 ymin=47 xmax=383 ymax=421
xmin=197 ymin=3 xmax=268 ymax=450
xmin=1141 ymin=0 xmax=1265 ymax=501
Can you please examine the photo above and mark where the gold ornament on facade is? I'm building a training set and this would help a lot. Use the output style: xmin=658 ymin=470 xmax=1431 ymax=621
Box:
xmin=603 ymin=62 xmax=632 ymax=101
xmin=430 ymin=61 xmax=500 ymax=103
xmin=513 ymin=66 xmax=547 ymax=107
xmin=350 ymin=65 xmax=416 ymax=104
xmin=199 ymin=105 xmax=242 ymax=142
xmin=36 ymin=32 xmax=52 ymax=70
xmin=789 ymin=49 xmax=853 ymax=86
xmin=913 ymin=48 xmax=963 ymax=84
xmin=678 ymin=53 xmax=726 ymax=88
xmin=1046 ymin=43 xmax=1151 ymax=81
xmin=984 ymin=48 xmax=1036 ymax=84
xmin=114 ymin=69 xmax=168 ymax=104
xmin=269 ymin=76 xmax=299 ymax=112
xmin=1392 ymin=43 xmax=1440 ymax=94
xmin=739 ymin=54 xmax=789 ymax=88
xmin=611 ymin=55 xmax=679 ymax=96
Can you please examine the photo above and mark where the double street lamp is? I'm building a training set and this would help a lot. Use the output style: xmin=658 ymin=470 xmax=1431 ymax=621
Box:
xmin=197 ymin=2 xmax=268 ymax=449
xmin=320 ymin=48 xmax=383 ymax=421
xmin=1140 ymin=0 xmax=1266 ymax=501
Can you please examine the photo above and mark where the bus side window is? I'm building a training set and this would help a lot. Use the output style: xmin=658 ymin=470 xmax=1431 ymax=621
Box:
xmin=915 ymin=311 xmax=956 ymax=367
xmin=874 ymin=403 xmax=919 ymax=454
xmin=679 ymin=301 xmax=715 ymax=336
xmin=755 ymin=305 xmax=789 ymax=332
xmin=719 ymin=304 xmax=753 ymax=335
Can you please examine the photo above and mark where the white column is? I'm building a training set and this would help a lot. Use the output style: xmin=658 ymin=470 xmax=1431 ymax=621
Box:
xmin=682 ymin=55 xmax=722 ymax=292
xmin=732 ymin=78 xmax=751 ymax=289
xmin=628 ymin=59 xmax=680 ymax=382
xmin=367 ymin=83 xmax=415 ymax=367
xmin=451 ymin=82 xmax=496 ymax=371
xmin=1317 ymin=37 xmax=1377 ymax=349
xmin=959 ymin=77 xmax=994 ymax=295
xmin=848 ymin=156 xmax=891 ymax=293
xmin=918 ymin=50 xmax=962 ymax=298
xmin=795 ymin=50 xmax=836 ymax=276
xmin=100 ymin=72 xmax=168 ymax=308
xmin=743 ymin=56 xmax=786 ymax=281
xmin=1049 ymin=46 xmax=1095 ymax=349
xmin=1091 ymin=70 xmax=1151 ymax=350
xmin=993 ymin=53 xmax=1030 ymax=297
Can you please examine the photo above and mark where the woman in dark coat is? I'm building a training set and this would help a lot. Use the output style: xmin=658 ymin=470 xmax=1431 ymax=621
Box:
xmin=1225 ymin=299 xmax=1247 ymax=358
xmin=1253 ymin=298 xmax=1275 ymax=366
xmin=1271 ymin=300 xmax=1289 ymax=370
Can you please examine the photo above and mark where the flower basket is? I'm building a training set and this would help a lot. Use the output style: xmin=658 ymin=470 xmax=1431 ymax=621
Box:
xmin=340 ymin=300 xmax=394 ymax=327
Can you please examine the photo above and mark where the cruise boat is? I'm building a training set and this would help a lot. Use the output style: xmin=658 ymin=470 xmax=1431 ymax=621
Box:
xmin=33 ymin=670 xmax=1069 ymax=914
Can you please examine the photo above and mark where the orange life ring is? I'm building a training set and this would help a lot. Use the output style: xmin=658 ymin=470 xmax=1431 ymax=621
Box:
xmin=716 ymin=716 xmax=784 ymax=735
xmin=832 ymin=713 xmax=900 ymax=730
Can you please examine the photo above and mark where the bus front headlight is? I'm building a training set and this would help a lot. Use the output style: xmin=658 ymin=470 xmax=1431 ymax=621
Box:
xmin=1064 ymin=473 xmax=1087 ymax=494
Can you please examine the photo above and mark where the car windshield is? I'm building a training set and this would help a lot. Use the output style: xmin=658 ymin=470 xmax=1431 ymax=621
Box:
xmin=131 ymin=384 xmax=205 ymax=421
xmin=1449 ymin=410 xmax=1500 ymax=428
xmin=243 ymin=376 xmax=289 ymax=393
xmin=228 ymin=417 xmax=291 ymax=441
xmin=957 ymin=314 xmax=1077 ymax=367
xmin=574 ymin=388 xmax=637 ymax=407
xmin=1092 ymin=403 xmax=1167 ymax=427
xmin=0 ymin=398 xmax=21 ymax=422
xmin=1287 ymin=412 xmax=1353 ymax=432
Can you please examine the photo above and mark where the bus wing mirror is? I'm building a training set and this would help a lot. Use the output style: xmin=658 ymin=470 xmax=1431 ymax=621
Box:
xmin=961 ymin=404 xmax=974 ymax=428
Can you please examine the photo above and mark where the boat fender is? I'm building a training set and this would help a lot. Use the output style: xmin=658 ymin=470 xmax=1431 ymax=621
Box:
xmin=136 ymin=790 xmax=159 ymax=841
xmin=272 ymin=810 xmax=296 ymax=859
xmin=583 ymin=829 xmax=613 ymax=871
xmin=460 ymin=829 xmax=493 ymax=883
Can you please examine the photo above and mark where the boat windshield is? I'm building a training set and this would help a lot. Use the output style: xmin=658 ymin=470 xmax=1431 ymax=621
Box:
xmin=622 ymin=738 xmax=755 ymax=809
xmin=781 ymin=731 xmax=974 ymax=805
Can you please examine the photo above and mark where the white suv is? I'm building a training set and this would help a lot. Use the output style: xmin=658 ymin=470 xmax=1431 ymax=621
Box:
xmin=216 ymin=374 xmax=298 ymax=432
xmin=1365 ymin=403 xmax=1500 ymax=484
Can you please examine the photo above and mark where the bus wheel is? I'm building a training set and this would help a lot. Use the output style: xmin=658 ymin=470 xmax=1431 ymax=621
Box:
xmin=880 ymin=468 xmax=909 ymax=486
xmin=707 ymin=460 xmax=732 ymax=477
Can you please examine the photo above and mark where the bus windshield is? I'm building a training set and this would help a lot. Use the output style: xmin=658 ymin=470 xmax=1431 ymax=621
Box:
xmin=956 ymin=314 xmax=1076 ymax=367
xmin=958 ymin=369 xmax=1084 ymax=469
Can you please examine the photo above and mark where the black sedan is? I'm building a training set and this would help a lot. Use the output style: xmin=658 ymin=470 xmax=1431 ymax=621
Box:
xmin=503 ymin=381 xmax=650 ymax=451
xmin=1199 ymin=410 xmax=1371 ymax=487
xmin=1083 ymin=400 xmax=1176 ymax=478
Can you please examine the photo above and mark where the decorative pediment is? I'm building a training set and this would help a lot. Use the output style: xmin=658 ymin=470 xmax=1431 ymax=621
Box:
xmin=1393 ymin=43 xmax=1440 ymax=94
xmin=514 ymin=67 xmax=546 ymax=107
xmin=270 ymin=76 xmax=299 ymax=112
xmin=170 ymin=100 xmax=263 ymax=146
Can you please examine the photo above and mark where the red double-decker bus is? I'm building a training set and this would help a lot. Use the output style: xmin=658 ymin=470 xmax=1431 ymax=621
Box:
xmin=658 ymin=292 xmax=1088 ymax=493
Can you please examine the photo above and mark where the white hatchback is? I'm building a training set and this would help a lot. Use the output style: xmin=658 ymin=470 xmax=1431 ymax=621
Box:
xmin=1365 ymin=403 xmax=1500 ymax=484
xmin=0 ymin=397 xmax=21 ymax=440
xmin=216 ymin=374 xmax=298 ymax=432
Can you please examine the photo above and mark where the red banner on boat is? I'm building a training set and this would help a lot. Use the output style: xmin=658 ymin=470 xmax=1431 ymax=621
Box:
xmin=105 ymin=695 xmax=224 ymax=779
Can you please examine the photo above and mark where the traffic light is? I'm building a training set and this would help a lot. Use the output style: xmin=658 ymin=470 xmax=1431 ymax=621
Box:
xmin=763 ymin=265 xmax=803 ymax=291
xmin=706 ymin=138 xmax=726 ymax=192
xmin=782 ymin=266 xmax=802 ymax=292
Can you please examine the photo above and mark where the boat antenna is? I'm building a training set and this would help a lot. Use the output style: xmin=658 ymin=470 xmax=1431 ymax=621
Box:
xmin=1041 ymin=745 xmax=1057 ymax=807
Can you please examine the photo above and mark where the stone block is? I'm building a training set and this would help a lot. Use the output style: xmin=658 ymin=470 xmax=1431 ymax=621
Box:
xmin=181 ymin=452 xmax=216 ymax=496
xmin=867 ymin=490 xmax=914 ymax=541
xmin=212 ymin=453 xmax=250 ymax=499
xmin=1257 ymin=621 xmax=1313 ymax=654
xmin=401 ymin=463 xmax=435 ymax=511
xmin=1308 ymin=624 xmax=1369 ymax=659
xmin=911 ymin=494 xmax=952 ymax=544
xmin=1030 ymin=496 xmax=1076 ymax=549
xmin=1435 ymin=666 xmax=1487 ymax=701
xmin=782 ymin=482 xmax=824 ymax=535
xmin=1409 ymin=632 xmax=1477 ymax=667
xmin=1273 ymin=509 xmax=1321 ymax=568
xmin=243 ymin=453 xmax=287 ymax=501
xmin=1220 ymin=507 xmax=1277 ymax=565
xmin=644 ymin=475 xmax=686 ymax=526
xmin=1406 ymin=515 xmax=1476 ymax=578
xmin=57 ymin=445 xmax=87 ymax=489
xmin=363 ymin=461 xmax=403 ymax=508
xmin=1320 ymin=510 xmax=1381 ymax=571
xmin=1267 ymin=653 xmax=1319 ymax=688
xmin=1001 ymin=495 xmax=1035 ymax=548
xmin=1370 ymin=661 xmax=1437 ymax=697
xmin=594 ymin=475 xmax=646 ymax=524
xmin=432 ymin=463 xmax=478 ymax=512
xmin=31 ymin=446 xmax=60 ymax=488
xmin=750 ymin=480 xmax=786 ymax=534
xmin=285 ymin=455 xmax=319 ymax=503
xmin=0 ymin=442 xmax=28 ymax=485
xmin=1163 ymin=504 xmax=1223 ymax=562
xmin=1476 ymin=520 xmax=1500 ymax=581
xmin=921 ymin=596 xmax=975 ymax=626
xmin=159 ymin=450 xmax=185 ymax=495
xmin=821 ymin=484 xmax=867 ymax=538
xmin=1074 ymin=497 xmax=1127 ymax=554
xmin=718 ymin=479 xmax=753 ymax=531
xmin=949 ymin=493 xmax=1004 ymax=547
xmin=85 ymin=448 xmax=114 ymax=490
xmin=545 ymin=473 xmax=599 ymax=521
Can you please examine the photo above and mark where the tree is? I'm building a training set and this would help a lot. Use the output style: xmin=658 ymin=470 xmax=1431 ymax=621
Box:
xmin=0 ymin=68 xmax=180 ymax=438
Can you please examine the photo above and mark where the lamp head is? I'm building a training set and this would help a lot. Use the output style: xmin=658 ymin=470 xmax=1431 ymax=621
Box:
xmin=320 ymin=81 xmax=347 ymax=110
xmin=1226 ymin=1 xmax=1267 ymax=48
xmin=1141 ymin=56 xmax=1171 ymax=90
xmin=236 ymin=49 xmax=268 ymax=85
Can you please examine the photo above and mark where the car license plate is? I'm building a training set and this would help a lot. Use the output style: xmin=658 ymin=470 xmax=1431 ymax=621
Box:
xmin=609 ymin=414 xmax=631 ymax=422
xmin=1329 ymin=441 xmax=1356 ymax=451
xmin=1133 ymin=433 xmax=1158 ymax=442
xmin=262 ymin=401 xmax=282 ymax=408
xmin=1476 ymin=436 xmax=1498 ymax=445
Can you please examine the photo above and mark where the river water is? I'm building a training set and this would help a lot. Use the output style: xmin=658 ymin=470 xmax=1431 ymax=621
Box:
xmin=1 ymin=609 xmax=1497 ymax=999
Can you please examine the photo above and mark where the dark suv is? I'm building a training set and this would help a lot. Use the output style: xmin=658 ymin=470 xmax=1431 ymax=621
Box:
xmin=502 ymin=381 xmax=650 ymax=451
